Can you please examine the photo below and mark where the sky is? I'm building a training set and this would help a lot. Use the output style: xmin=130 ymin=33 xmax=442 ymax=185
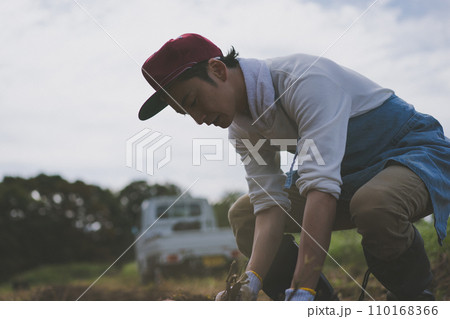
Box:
xmin=1 ymin=0 xmax=449 ymax=202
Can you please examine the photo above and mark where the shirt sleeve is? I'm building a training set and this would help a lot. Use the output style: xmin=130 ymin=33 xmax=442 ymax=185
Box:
xmin=280 ymin=71 xmax=353 ymax=199
xmin=229 ymin=126 xmax=291 ymax=214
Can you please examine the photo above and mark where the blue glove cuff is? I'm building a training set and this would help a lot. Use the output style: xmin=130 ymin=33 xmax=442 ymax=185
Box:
xmin=285 ymin=288 xmax=315 ymax=301
xmin=245 ymin=270 xmax=262 ymax=294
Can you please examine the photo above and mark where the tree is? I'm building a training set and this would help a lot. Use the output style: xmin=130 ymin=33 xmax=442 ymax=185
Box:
xmin=0 ymin=174 xmax=181 ymax=282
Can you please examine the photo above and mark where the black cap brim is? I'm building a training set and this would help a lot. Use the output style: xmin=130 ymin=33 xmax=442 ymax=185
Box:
xmin=138 ymin=91 xmax=168 ymax=121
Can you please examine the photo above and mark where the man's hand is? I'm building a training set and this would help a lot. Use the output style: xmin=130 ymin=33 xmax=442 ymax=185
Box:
xmin=285 ymin=288 xmax=316 ymax=301
xmin=215 ymin=271 xmax=262 ymax=301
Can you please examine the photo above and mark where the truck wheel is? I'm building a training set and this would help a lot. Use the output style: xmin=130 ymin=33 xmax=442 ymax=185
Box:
xmin=140 ymin=271 xmax=153 ymax=284
xmin=140 ymin=260 xmax=163 ymax=285
xmin=138 ymin=260 xmax=152 ymax=284
xmin=154 ymin=266 xmax=163 ymax=285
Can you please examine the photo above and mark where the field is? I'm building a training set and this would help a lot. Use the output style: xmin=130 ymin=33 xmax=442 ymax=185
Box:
xmin=1 ymin=220 xmax=449 ymax=301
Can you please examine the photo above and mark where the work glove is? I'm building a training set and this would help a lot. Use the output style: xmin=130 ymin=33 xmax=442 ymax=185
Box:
xmin=215 ymin=270 xmax=262 ymax=301
xmin=285 ymin=288 xmax=316 ymax=301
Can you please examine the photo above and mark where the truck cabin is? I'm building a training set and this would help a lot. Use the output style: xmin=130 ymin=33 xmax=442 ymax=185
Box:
xmin=141 ymin=197 xmax=216 ymax=235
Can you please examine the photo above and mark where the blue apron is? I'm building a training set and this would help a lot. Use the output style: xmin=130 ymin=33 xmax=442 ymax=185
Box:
xmin=285 ymin=95 xmax=450 ymax=245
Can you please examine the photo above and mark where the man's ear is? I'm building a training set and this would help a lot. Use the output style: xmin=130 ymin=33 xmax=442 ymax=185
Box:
xmin=208 ymin=58 xmax=227 ymax=82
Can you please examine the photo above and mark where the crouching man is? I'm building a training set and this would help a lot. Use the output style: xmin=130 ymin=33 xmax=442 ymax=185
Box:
xmin=137 ymin=33 xmax=450 ymax=301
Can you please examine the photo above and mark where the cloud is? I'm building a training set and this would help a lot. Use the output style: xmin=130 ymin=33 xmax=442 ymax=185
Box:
xmin=1 ymin=0 xmax=449 ymax=201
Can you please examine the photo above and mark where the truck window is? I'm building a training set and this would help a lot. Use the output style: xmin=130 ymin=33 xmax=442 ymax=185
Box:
xmin=189 ymin=204 xmax=201 ymax=217
xmin=169 ymin=204 xmax=185 ymax=217
xmin=156 ymin=205 xmax=169 ymax=219
xmin=156 ymin=204 xmax=193 ymax=219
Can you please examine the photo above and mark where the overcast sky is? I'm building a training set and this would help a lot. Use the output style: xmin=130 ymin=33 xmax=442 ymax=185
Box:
xmin=1 ymin=0 xmax=449 ymax=202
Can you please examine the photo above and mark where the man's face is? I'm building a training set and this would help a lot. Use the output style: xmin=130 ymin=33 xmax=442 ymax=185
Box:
xmin=163 ymin=65 xmax=237 ymax=128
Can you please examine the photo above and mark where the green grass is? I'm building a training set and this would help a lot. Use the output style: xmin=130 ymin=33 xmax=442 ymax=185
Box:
xmin=7 ymin=262 xmax=109 ymax=286
xmin=322 ymin=219 xmax=448 ymax=273
xmin=1 ymin=219 xmax=448 ymax=300
xmin=119 ymin=262 xmax=140 ymax=281
xmin=0 ymin=261 xmax=149 ymax=300
xmin=0 ymin=262 xmax=135 ymax=293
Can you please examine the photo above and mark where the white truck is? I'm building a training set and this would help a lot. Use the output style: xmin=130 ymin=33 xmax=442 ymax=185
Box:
xmin=135 ymin=196 xmax=240 ymax=283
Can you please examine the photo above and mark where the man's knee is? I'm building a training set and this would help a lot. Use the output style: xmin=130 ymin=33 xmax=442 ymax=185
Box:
xmin=350 ymin=184 xmax=396 ymax=233
xmin=350 ymin=183 xmax=415 ymax=259
xmin=228 ymin=195 xmax=254 ymax=232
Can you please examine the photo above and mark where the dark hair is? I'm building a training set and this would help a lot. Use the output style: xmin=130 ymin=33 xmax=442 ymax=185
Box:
xmin=219 ymin=46 xmax=240 ymax=68
xmin=176 ymin=47 xmax=239 ymax=86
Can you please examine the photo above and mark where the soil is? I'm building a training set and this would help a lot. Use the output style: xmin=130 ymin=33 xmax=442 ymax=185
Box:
xmin=3 ymin=254 xmax=448 ymax=301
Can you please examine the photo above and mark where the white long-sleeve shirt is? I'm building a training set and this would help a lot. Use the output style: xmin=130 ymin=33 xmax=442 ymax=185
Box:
xmin=228 ymin=54 xmax=393 ymax=214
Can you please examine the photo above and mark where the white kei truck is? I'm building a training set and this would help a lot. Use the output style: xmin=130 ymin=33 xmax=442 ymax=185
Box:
xmin=135 ymin=196 xmax=240 ymax=283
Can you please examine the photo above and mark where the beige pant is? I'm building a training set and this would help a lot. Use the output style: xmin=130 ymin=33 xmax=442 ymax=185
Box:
xmin=228 ymin=165 xmax=432 ymax=260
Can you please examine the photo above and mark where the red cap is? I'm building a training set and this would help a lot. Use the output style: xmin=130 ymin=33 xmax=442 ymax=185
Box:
xmin=139 ymin=33 xmax=223 ymax=120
